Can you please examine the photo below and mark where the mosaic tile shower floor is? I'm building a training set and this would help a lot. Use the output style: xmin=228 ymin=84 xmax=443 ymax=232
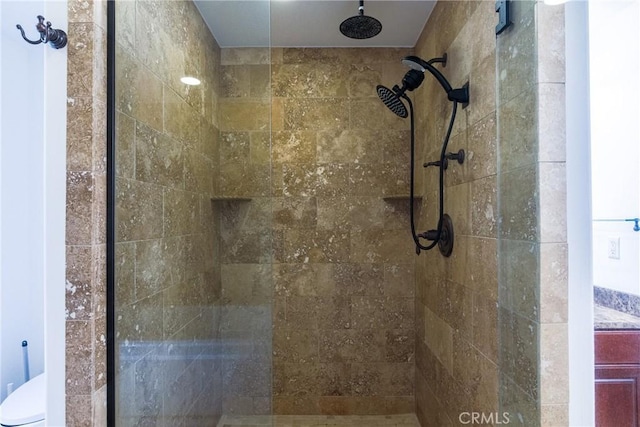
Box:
xmin=218 ymin=414 xmax=420 ymax=427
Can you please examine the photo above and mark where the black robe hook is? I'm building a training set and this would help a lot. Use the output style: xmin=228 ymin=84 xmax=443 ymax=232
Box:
xmin=16 ymin=15 xmax=67 ymax=49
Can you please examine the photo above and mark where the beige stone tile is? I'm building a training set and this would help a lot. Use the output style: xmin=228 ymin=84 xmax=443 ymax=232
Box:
xmin=273 ymin=131 xmax=317 ymax=164
xmin=499 ymin=238 xmax=538 ymax=321
xmin=496 ymin=0 xmax=537 ymax=104
xmin=540 ymin=323 xmax=569 ymax=405
xmin=316 ymin=196 xmax=352 ymax=230
xmin=134 ymin=238 xmax=171 ymax=299
xmin=452 ymin=335 xmax=498 ymax=412
xmin=134 ymin=121 xmax=184 ymax=188
xmin=164 ymin=86 xmax=201 ymax=147
xmin=438 ymin=279 xmax=473 ymax=340
xmin=222 ymin=48 xmax=271 ymax=65
xmin=273 ymin=264 xmax=334 ymax=297
xmin=272 ymin=63 xmax=348 ymax=98
xmin=220 ymin=162 xmax=271 ymax=197
xmin=221 ymin=264 xmax=272 ymax=305
xmin=114 ymin=1 xmax=135 ymax=54
xmin=319 ymin=329 xmax=385 ymax=363
xmin=115 ymin=45 xmax=163 ymax=132
xmin=68 ymin=23 xmax=94 ymax=98
xmin=472 ymin=293 xmax=499 ymax=363
xmin=273 ymin=197 xmax=317 ymax=230
xmin=333 ymin=263 xmax=384 ymax=296
xmin=500 ymin=375 xmax=539 ymax=426
xmin=351 ymin=296 xmax=414 ymax=330
xmin=274 ymin=362 xmax=350 ymax=397
xmin=349 ymin=363 xmax=414 ymax=397
xmin=273 ymin=328 xmax=319 ymax=363
xmin=222 ymin=65 xmax=251 ymax=98
xmin=67 ymin=171 xmax=94 ymax=245
xmin=383 ymin=264 xmax=414 ymax=298
xmin=538 ymin=84 xmax=566 ymax=162
xmin=273 ymin=397 xmax=321 ymax=415
xmin=285 ymin=99 xmax=349 ymax=131
xmin=67 ymin=97 xmax=93 ymax=172
xmin=498 ymin=87 xmax=537 ymax=173
xmin=163 ymin=188 xmax=199 ymax=237
xmin=467 ymin=112 xmax=497 ymax=180
xmin=466 ymin=237 xmax=498 ymax=301
xmin=349 ymin=197 xmax=386 ymax=231
xmin=184 ymin=149 xmax=214 ymax=194
xmin=423 ymin=307 xmax=453 ymax=374
xmin=220 ymin=131 xmax=251 ymax=163
xmin=498 ymin=164 xmax=538 ymax=241
xmin=117 ymin=292 xmax=164 ymax=342
xmin=350 ymin=229 xmax=414 ymax=264
xmin=317 ymin=129 xmax=386 ymax=164
xmin=92 ymin=385 xmax=107 ymax=427
xmin=115 ymin=111 xmax=135 ymax=179
xmin=348 ymin=63 xmax=383 ymax=98
xmin=385 ymin=329 xmax=415 ymax=363
xmin=444 ymin=181 xmax=471 ymax=236
xmin=251 ymin=131 xmax=271 ymax=164
xmin=539 ymin=162 xmax=567 ymax=243
xmin=467 ymin=52 xmax=497 ymax=128
xmin=541 ymin=403 xmax=568 ymax=427
xmin=277 ymin=229 xmax=350 ymax=263
xmin=66 ymin=395 xmax=92 ymax=426
xmin=220 ymin=99 xmax=271 ymax=132
xmin=537 ymin=3 xmax=566 ymax=84
xmin=114 ymin=242 xmax=135 ymax=306
xmin=540 ymin=243 xmax=568 ymax=323
xmin=272 ymin=97 xmax=285 ymax=132
xmin=348 ymin=163 xmax=387 ymax=197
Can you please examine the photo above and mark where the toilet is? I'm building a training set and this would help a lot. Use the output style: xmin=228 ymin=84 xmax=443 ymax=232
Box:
xmin=0 ymin=373 xmax=45 ymax=426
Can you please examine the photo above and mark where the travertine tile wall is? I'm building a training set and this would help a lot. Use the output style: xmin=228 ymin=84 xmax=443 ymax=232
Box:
xmin=66 ymin=0 xmax=108 ymax=425
xmin=217 ymin=47 xmax=418 ymax=416
xmin=412 ymin=1 xmax=569 ymax=426
xmin=271 ymin=48 xmax=416 ymax=416
xmin=413 ymin=2 xmax=500 ymax=426
xmin=217 ymin=47 xmax=273 ymax=416
xmin=113 ymin=0 xmax=222 ymax=425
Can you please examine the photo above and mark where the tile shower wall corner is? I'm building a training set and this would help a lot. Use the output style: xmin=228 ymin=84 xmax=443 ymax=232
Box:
xmin=414 ymin=1 xmax=502 ymax=426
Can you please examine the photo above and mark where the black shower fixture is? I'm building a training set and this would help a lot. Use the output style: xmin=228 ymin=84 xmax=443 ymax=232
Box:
xmin=340 ymin=0 xmax=382 ymax=39
xmin=376 ymin=54 xmax=469 ymax=257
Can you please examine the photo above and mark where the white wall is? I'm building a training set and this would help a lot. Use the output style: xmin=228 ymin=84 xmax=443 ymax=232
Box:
xmin=590 ymin=0 xmax=640 ymax=296
xmin=0 ymin=1 xmax=66 ymax=424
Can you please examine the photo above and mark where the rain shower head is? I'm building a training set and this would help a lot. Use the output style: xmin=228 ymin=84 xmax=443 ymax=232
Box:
xmin=340 ymin=0 xmax=382 ymax=39
xmin=377 ymin=85 xmax=408 ymax=118
xmin=376 ymin=69 xmax=425 ymax=118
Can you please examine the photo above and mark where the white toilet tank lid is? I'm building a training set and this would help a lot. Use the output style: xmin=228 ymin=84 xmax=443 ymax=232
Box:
xmin=0 ymin=373 xmax=45 ymax=425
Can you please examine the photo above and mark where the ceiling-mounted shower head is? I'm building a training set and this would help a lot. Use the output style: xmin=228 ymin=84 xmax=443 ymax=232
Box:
xmin=340 ymin=0 xmax=382 ymax=39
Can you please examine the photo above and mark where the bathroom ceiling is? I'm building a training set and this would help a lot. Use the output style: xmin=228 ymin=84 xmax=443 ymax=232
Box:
xmin=194 ymin=0 xmax=437 ymax=48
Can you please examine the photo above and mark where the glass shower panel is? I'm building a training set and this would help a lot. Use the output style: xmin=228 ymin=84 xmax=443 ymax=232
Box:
xmin=495 ymin=0 xmax=541 ymax=425
xmin=113 ymin=1 xmax=272 ymax=425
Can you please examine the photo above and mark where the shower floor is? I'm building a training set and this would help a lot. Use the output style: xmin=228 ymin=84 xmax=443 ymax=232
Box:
xmin=217 ymin=414 xmax=420 ymax=427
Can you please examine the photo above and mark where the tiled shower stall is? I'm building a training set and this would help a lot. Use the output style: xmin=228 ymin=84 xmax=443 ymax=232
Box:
xmin=64 ymin=0 xmax=569 ymax=425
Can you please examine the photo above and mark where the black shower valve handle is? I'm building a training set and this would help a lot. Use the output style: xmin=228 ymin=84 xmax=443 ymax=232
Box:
xmin=423 ymin=160 xmax=442 ymax=168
